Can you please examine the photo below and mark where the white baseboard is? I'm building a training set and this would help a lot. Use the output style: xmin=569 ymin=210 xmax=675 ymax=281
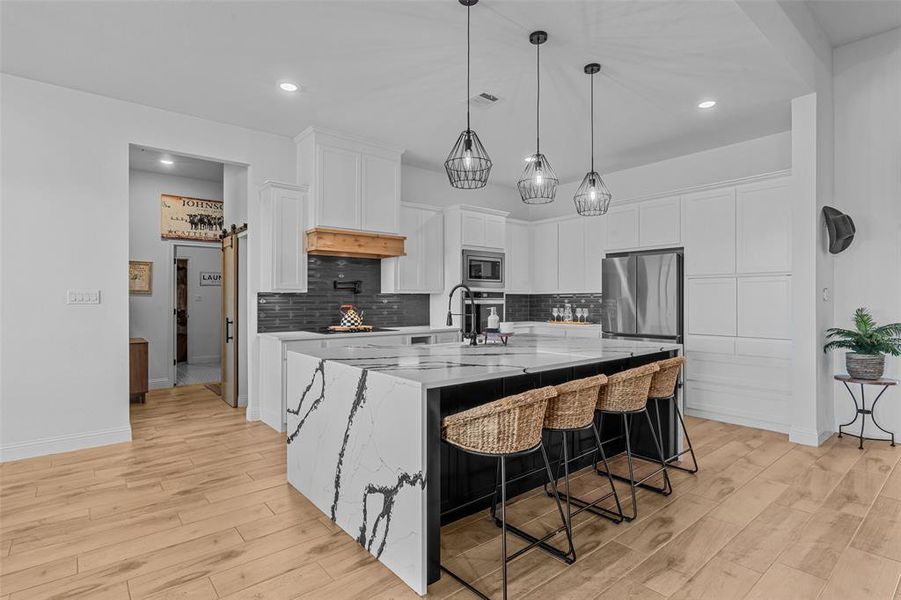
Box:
xmin=789 ymin=426 xmax=833 ymax=447
xmin=684 ymin=407 xmax=790 ymax=435
xmin=0 ymin=426 xmax=132 ymax=463
xmin=246 ymin=405 xmax=260 ymax=421
xmin=237 ymin=393 xmax=248 ymax=408
xmin=149 ymin=377 xmax=172 ymax=390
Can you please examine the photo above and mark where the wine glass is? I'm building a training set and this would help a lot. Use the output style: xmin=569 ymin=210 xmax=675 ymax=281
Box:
xmin=551 ymin=307 xmax=559 ymax=323
xmin=577 ymin=308 xmax=585 ymax=323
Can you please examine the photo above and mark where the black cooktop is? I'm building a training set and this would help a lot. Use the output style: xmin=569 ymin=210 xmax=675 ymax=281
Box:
xmin=311 ymin=327 xmax=398 ymax=335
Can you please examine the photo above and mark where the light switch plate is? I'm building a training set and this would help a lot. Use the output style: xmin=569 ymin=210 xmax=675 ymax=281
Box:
xmin=67 ymin=289 xmax=101 ymax=305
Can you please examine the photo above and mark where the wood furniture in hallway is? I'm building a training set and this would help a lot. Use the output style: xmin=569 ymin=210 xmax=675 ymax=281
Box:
xmin=128 ymin=337 xmax=148 ymax=403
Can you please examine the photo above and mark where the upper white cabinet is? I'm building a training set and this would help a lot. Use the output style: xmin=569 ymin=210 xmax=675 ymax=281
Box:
xmin=382 ymin=203 xmax=444 ymax=294
xmin=531 ymin=221 xmax=559 ymax=293
xmin=639 ymin=196 xmax=681 ymax=247
xmin=458 ymin=208 xmax=506 ymax=249
xmin=558 ymin=218 xmax=585 ymax=292
xmin=736 ymin=179 xmax=791 ymax=274
xmin=259 ymin=181 xmax=308 ymax=292
xmin=584 ymin=217 xmax=605 ymax=293
xmin=296 ymin=127 xmax=402 ymax=234
xmin=683 ymin=188 xmax=736 ymax=276
xmin=737 ymin=276 xmax=791 ymax=339
xmin=505 ymin=220 xmax=532 ymax=294
xmin=686 ymin=277 xmax=737 ymax=336
xmin=605 ymin=204 xmax=640 ymax=251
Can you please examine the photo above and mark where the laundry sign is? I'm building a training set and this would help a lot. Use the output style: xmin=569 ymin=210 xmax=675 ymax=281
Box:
xmin=200 ymin=271 xmax=221 ymax=286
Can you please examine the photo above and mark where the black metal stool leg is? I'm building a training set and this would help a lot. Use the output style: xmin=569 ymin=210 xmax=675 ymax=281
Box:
xmin=500 ymin=456 xmax=508 ymax=600
xmin=591 ymin=422 xmax=625 ymax=522
xmin=622 ymin=413 xmax=638 ymax=520
xmin=643 ymin=408 xmax=672 ymax=496
xmin=672 ymin=398 xmax=699 ymax=473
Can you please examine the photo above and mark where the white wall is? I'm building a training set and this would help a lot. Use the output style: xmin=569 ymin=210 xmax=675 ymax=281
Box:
xmin=0 ymin=74 xmax=295 ymax=461
xmin=175 ymin=245 xmax=222 ymax=364
xmin=402 ymin=163 xmax=524 ymax=217
xmin=528 ymin=131 xmax=792 ymax=219
xmin=832 ymin=27 xmax=901 ymax=434
xmin=128 ymin=169 xmax=223 ymax=386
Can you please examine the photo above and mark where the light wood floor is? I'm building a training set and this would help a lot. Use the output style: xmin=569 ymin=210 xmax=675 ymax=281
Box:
xmin=2 ymin=386 xmax=901 ymax=599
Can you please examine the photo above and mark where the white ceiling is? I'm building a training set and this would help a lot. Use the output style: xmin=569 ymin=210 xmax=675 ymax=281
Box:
xmin=3 ymin=1 xmax=813 ymax=185
xmin=806 ymin=0 xmax=901 ymax=48
xmin=129 ymin=146 xmax=224 ymax=182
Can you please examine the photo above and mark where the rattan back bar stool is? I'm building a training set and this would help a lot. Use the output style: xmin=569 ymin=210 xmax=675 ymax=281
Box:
xmin=648 ymin=356 xmax=698 ymax=473
xmin=440 ymin=386 xmax=571 ymax=600
xmin=595 ymin=363 xmax=672 ymax=521
xmin=541 ymin=374 xmax=624 ymax=555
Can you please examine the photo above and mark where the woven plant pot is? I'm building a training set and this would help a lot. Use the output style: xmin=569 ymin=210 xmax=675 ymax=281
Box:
xmin=846 ymin=353 xmax=885 ymax=380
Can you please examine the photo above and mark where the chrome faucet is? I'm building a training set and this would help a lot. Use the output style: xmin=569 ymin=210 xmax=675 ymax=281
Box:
xmin=447 ymin=283 xmax=478 ymax=346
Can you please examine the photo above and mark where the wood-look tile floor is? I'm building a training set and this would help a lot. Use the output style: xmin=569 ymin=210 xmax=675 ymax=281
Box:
xmin=3 ymin=385 xmax=901 ymax=599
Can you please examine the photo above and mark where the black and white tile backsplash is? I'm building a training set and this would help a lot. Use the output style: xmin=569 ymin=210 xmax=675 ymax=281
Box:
xmin=257 ymin=256 xmax=430 ymax=333
xmin=506 ymin=293 xmax=604 ymax=323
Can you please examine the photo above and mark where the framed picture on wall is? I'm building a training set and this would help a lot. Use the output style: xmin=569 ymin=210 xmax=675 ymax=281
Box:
xmin=129 ymin=260 xmax=153 ymax=295
xmin=160 ymin=194 xmax=223 ymax=242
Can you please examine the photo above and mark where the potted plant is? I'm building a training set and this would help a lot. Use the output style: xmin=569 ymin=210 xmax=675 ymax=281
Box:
xmin=824 ymin=307 xmax=901 ymax=380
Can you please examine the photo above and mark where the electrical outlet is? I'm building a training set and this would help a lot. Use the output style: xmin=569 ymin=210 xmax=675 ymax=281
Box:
xmin=67 ymin=289 xmax=101 ymax=305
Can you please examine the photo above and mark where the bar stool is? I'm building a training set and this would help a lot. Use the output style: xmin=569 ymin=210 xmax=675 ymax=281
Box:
xmin=542 ymin=374 xmax=624 ymax=555
xmin=440 ymin=386 xmax=571 ymax=600
xmin=595 ymin=363 xmax=672 ymax=521
xmin=649 ymin=356 xmax=698 ymax=473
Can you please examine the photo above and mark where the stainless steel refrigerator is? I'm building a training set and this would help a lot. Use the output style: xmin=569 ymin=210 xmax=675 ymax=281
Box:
xmin=601 ymin=250 xmax=683 ymax=342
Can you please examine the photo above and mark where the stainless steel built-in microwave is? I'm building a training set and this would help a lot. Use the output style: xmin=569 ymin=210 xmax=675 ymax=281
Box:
xmin=462 ymin=250 xmax=504 ymax=290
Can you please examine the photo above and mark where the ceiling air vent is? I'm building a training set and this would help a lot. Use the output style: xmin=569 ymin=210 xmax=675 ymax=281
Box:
xmin=470 ymin=92 xmax=501 ymax=108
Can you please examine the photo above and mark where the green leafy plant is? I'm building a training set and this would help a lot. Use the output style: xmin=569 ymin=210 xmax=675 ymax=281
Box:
xmin=824 ymin=307 xmax=901 ymax=356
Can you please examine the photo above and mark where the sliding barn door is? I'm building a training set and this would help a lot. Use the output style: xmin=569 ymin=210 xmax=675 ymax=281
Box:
xmin=221 ymin=234 xmax=239 ymax=407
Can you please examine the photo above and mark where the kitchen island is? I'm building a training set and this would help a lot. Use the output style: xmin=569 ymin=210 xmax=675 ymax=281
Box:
xmin=285 ymin=335 xmax=681 ymax=594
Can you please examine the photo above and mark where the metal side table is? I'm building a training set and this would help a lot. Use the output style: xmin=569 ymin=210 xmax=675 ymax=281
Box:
xmin=835 ymin=375 xmax=897 ymax=449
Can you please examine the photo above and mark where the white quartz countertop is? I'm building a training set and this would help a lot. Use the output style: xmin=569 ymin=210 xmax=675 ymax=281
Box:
xmin=286 ymin=334 xmax=681 ymax=388
xmin=259 ymin=325 xmax=459 ymax=341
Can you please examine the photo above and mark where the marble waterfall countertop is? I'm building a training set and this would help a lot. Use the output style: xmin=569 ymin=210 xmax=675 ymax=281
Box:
xmin=258 ymin=325 xmax=459 ymax=341
xmin=286 ymin=334 xmax=681 ymax=388
xmin=284 ymin=334 xmax=680 ymax=594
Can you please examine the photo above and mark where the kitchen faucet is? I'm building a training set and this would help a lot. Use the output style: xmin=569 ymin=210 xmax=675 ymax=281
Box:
xmin=447 ymin=283 xmax=478 ymax=346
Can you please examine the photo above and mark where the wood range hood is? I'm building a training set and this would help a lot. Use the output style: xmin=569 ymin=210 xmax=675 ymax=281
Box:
xmin=305 ymin=227 xmax=406 ymax=259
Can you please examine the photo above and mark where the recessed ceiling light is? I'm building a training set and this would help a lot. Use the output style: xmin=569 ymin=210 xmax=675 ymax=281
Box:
xmin=698 ymin=100 xmax=717 ymax=109
xmin=159 ymin=159 xmax=174 ymax=165
xmin=279 ymin=81 xmax=299 ymax=92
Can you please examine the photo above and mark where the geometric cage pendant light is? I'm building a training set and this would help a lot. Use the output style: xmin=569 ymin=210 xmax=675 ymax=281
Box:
xmin=518 ymin=30 xmax=558 ymax=204
xmin=574 ymin=63 xmax=613 ymax=216
xmin=445 ymin=0 xmax=492 ymax=190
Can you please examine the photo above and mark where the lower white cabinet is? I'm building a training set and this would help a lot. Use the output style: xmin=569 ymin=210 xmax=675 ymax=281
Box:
xmin=737 ymin=276 xmax=791 ymax=339
xmin=259 ymin=181 xmax=308 ymax=292
xmin=382 ymin=203 xmax=443 ymax=293
xmin=686 ymin=277 xmax=737 ymax=336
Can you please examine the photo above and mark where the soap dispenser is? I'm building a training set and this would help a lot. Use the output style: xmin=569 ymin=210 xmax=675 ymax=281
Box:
xmin=487 ymin=306 xmax=500 ymax=331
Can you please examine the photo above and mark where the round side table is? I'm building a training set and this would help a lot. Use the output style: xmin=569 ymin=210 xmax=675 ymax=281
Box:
xmin=835 ymin=374 xmax=897 ymax=449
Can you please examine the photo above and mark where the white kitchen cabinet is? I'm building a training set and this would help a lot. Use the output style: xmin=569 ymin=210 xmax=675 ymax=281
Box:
xmin=736 ymin=179 xmax=791 ymax=274
xmin=737 ymin=276 xmax=791 ymax=339
xmin=296 ymin=127 xmax=403 ymax=234
xmin=683 ymin=188 xmax=736 ymax=276
xmin=605 ymin=204 xmax=640 ymax=251
xmin=361 ymin=153 xmax=401 ymax=234
xmin=558 ymin=218 xmax=585 ymax=292
xmin=686 ymin=277 xmax=737 ymax=336
xmin=382 ymin=203 xmax=444 ymax=293
xmin=531 ymin=221 xmax=559 ymax=293
xmin=259 ymin=181 xmax=308 ymax=292
xmin=460 ymin=209 xmax=506 ymax=249
xmin=639 ymin=196 xmax=681 ymax=247
xmin=505 ymin=220 xmax=532 ymax=294
xmin=584 ymin=217 xmax=605 ymax=293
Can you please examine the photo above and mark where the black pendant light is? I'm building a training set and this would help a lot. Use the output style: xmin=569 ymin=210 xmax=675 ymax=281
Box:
xmin=574 ymin=63 xmax=612 ymax=216
xmin=518 ymin=31 xmax=558 ymax=204
xmin=445 ymin=0 xmax=492 ymax=190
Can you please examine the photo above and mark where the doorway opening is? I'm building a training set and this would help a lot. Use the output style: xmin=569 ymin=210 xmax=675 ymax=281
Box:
xmin=127 ymin=144 xmax=248 ymax=410
xmin=172 ymin=244 xmax=222 ymax=387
